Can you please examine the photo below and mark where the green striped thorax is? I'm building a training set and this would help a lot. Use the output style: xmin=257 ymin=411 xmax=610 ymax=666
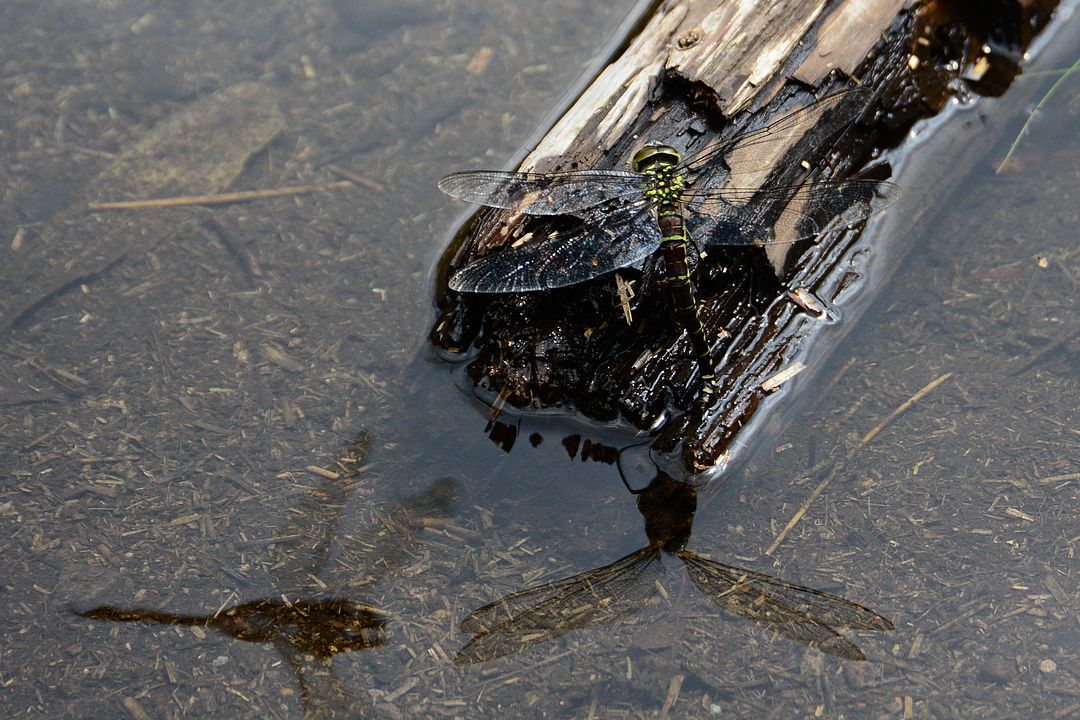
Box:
xmin=632 ymin=144 xmax=685 ymax=205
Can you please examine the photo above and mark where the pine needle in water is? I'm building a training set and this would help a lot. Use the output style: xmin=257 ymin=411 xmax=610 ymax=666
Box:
xmin=996 ymin=54 xmax=1080 ymax=174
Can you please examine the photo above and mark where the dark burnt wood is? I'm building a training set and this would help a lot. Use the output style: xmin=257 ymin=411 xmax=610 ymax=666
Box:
xmin=431 ymin=0 xmax=1058 ymax=473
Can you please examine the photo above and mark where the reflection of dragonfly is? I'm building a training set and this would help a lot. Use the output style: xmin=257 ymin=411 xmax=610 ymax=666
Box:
xmin=76 ymin=433 xmax=458 ymax=717
xmin=456 ymin=471 xmax=892 ymax=664
xmin=440 ymin=87 xmax=901 ymax=385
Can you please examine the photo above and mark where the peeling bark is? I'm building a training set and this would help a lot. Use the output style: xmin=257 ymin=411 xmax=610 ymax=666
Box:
xmin=432 ymin=0 xmax=1057 ymax=473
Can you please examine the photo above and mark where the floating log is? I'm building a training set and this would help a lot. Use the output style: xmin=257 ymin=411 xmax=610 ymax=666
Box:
xmin=431 ymin=0 xmax=1057 ymax=472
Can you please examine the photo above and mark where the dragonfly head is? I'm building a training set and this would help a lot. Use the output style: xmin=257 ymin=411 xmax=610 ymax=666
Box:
xmin=632 ymin=144 xmax=681 ymax=172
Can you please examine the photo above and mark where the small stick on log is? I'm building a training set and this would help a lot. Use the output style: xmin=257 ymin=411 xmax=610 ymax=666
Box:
xmin=760 ymin=362 xmax=807 ymax=393
xmin=615 ymin=273 xmax=635 ymax=324
xmin=88 ymin=180 xmax=353 ymax=211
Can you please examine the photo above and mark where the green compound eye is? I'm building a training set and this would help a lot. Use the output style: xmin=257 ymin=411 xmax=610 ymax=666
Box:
xmin=632 ymin=144 xmax=681 ymax=172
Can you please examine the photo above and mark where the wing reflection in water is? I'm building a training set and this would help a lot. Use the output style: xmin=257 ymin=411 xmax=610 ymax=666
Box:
xmin=457 ymin=470 xmax=891 ymax=664
xmin=76 ymin=432 xmax=458 ymax=718
xmin=675 ymin=551 xmax=893 ymax=661
xmin=457 ymin=547 xmax=664 ymax=665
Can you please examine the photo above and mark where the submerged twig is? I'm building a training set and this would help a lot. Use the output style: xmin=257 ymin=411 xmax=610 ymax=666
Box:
xmin=857 ymin=372 xmax=952 ymax=448
xmin=325 ymin=165 xmax=386 ymax=192
xmin=764 ymin=469 xmax=839 ymax=556
xmin=88 ymin=180 xmax=353 ymax=210
xmin=765 ymin=372 xmax=953 ymax=555
xmin=660 ymin=673 xmax=684 ymax=720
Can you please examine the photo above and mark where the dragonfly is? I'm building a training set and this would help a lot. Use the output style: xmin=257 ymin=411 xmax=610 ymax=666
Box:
xmin=439 ymin=87 xmax=901 ymax=388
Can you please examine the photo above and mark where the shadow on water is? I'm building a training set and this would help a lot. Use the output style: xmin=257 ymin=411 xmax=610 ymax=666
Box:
xmin=71 ymin=422 xmax=890 ymax=668
xmin=71 ymin=414 xmax=891 ymax=713
xmin=74 ymin=433 xmax=458 ymax=718
xmin=77 ymin=599 xmax=387 ymax=714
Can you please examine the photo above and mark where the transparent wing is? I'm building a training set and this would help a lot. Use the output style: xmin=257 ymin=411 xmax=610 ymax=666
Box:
xmin=684 ymin=179 xmax=901 ymax=248
xmin=450 ymin=199 xmax=660 ymax=293
xmin=677 ymin=551 xmax=892 ymax=661
xmin=438 ymin=169 xmax=643 ymax=215
xmin=455 ymin=547 xmax=664 ymax=664
xmin=681 ymin=87 xmax=872 ymax=178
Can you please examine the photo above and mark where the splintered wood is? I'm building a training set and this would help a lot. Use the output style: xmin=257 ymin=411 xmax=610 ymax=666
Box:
xmin=760 ymin=361 xmax=807 ymax=392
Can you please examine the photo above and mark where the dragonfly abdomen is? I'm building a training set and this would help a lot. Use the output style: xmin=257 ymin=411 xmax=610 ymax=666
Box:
xmin=657 ymin=204 xmax=716 ymax=386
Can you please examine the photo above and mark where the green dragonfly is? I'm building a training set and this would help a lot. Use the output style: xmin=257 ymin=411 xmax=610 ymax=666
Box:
xmin=439 ymin=87 xmax=901 ymax=386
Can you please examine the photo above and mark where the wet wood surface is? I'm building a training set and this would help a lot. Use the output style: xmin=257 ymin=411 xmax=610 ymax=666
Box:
xmin=435 ymin=0 xmax=1058 ymax=472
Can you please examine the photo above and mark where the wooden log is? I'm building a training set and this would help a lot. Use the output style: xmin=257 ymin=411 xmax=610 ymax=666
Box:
xmin=432 ymin=0 xmax=1057 ymax=473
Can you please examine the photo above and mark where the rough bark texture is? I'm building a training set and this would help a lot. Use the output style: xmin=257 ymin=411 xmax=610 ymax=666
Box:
xmin=431 ymin=0 xmax=1057 ymax=473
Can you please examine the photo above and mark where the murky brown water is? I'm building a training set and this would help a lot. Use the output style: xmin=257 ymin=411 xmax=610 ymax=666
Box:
xmin=1 ymin=0 xmax=1078 ymax=718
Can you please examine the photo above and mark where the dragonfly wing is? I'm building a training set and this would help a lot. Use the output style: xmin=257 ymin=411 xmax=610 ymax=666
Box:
xmin=684 ymin=200 xmax=768 ymax=248
xmin=685 ymin=179 xmax=901 ymax=248
xmin=681 ymin=87 xmax=872 ymax=179
xmin=450 ymin=201 xmax=661 ymax=293
xmin=677 ymin=551 xmax=892 ymax=661
xmin=438 ymin=169 xmax=643 ymax=215
xmin=456 ymin=547 xmax=664 ymax=664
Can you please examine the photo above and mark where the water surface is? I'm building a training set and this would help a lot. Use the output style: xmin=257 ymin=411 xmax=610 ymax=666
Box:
xmin=1 ymin=0 xmax=1078 ymax=718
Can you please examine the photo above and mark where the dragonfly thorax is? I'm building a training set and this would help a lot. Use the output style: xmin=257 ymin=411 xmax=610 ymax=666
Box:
xmin=633 ymin=144 xmax=685 ymax=205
